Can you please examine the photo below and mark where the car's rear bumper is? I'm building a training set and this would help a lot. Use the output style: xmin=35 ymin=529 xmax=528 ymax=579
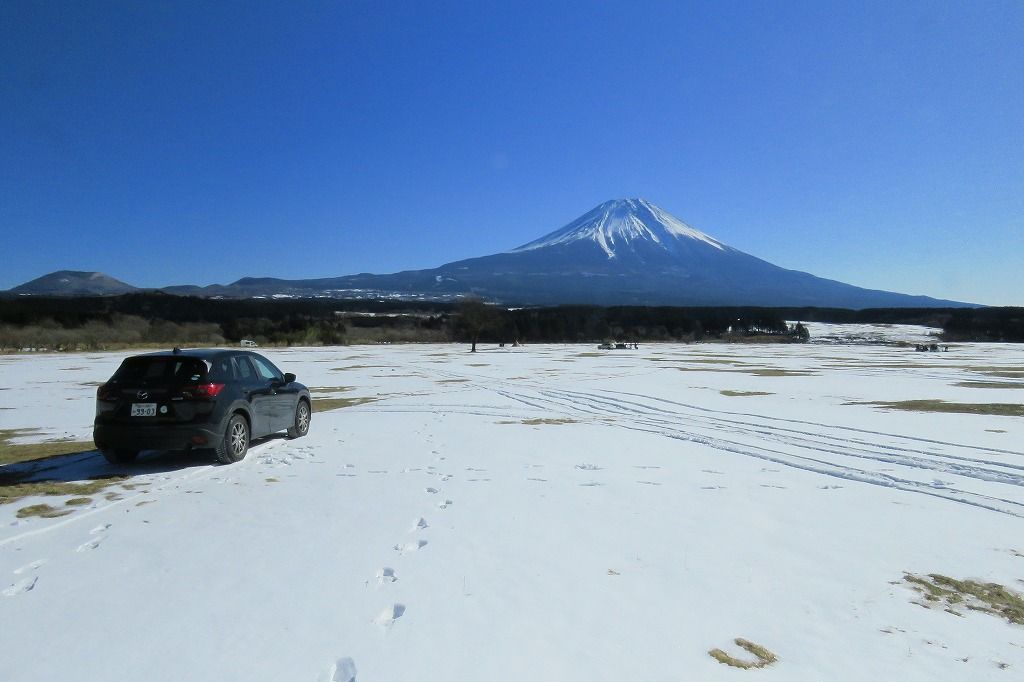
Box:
xmin=93 ymin=420 xmax=223 ymax=453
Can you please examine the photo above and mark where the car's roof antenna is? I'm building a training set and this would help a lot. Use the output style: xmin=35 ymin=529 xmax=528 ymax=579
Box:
xmin=172 ymin=346 xmax=181 ymax=355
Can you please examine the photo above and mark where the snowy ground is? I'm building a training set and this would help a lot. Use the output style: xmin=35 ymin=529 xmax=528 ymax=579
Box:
xmin=1 ymin=328 xmax=1022 ymax=681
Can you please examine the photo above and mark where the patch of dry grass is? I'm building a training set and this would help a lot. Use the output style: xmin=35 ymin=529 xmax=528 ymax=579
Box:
xmin=1 ymin=475 xmax=127 ymax=505
xmin=905 ymin=573 xmax=1024 ymax=625
xmin=16 ymin=503 xmax=72 ymax=519
xmin=708 ymin=638 xmax=778 ymax=669
xmin=955 ymin=381 xmax=1023 ymax=390
xmin=436 ymin=379 xmax=470 ymax=384
xmin=720 ymin=390 xmax=774 ymax=397
xmin=857 ymin=400 xmax=1024 ymax=417
xmin=498 ymin=418 xmax=578 ymax=426
xmin=312 ymin=396 xmax=377 ymax=412
xmin=0 ymin=429 xmax=95 ymax=466
xmin=746 ymin=368 xmax=815 ymax=377
xmin=974 ymin=368 xmax=1024 ymax=379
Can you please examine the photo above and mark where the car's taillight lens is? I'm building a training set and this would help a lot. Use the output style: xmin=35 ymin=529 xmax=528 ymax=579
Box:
xmin=96 ymin=383 xmax=117 ymax=401
xmin=183 ymin=383 xmax=225 ymax=400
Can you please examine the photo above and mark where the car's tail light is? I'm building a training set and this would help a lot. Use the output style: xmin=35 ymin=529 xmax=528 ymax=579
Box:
xmin=96 ymin=383 xmax=117 ymax=402
xmin=183 ymin=383 xmax=225 ymax=400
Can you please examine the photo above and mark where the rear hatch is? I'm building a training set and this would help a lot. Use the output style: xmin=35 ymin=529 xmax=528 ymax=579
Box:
xmin=96 ymin=356 xmax=220 ymax=424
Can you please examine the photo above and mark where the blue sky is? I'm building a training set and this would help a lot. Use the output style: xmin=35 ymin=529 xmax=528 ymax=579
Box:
xmin=2 ymin=1 xmax=1022 ymax=305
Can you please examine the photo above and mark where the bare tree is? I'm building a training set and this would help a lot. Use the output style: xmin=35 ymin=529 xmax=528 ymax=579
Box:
xmin=457 ymin=298 xmax=500 ymax=352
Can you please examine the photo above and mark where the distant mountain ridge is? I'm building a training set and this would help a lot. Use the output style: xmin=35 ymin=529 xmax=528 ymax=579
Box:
xmin=9 ymin=270 xmax=138 ymax=296
xmin=5 ymin=200 xmax=976 ymax=308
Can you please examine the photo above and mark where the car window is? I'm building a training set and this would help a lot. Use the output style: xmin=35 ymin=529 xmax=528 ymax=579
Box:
xmin=250 ymin=355 xmax=282 ymax=382
xmin=208 ymin=357 xmax=233 ymax=382
xmin=232 ymin=356 xmax=257 ymax=381
xmin=113 ymin=357 xmax=208 ymax=384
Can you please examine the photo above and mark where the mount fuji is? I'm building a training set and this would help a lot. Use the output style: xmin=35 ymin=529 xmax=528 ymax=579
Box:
xmin=181 ymin=198 xmax=966 ymax=308
xmin=9 ymin=199 xmax=972 ymax=308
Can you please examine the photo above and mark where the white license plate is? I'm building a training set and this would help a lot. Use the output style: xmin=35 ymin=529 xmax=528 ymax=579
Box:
xmin=131 ymin=403 xmax=157 ymax=417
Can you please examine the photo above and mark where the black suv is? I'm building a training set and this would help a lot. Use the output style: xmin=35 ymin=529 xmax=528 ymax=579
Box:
xmin=93 ymin=348 xmax=311 ymax=465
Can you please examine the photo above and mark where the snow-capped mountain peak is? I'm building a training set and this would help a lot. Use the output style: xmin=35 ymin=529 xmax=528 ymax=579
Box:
xmin=511 ymin=198 xmax=727 ymax=258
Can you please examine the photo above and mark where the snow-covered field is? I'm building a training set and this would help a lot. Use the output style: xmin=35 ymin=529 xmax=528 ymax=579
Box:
xmin=1 ymin=328 xmax=1022 ymax=681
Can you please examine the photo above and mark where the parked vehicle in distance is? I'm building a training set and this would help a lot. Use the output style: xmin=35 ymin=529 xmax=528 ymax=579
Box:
xmin=93 ymin=348 xmax=311 ymax=465
xmin=240 ymin=339 xmax=258 ymax=347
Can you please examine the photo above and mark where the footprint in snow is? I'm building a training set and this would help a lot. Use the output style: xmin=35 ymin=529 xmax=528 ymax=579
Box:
xmin=579 ymin=481 xmax=603 ymax=487
xmin=13 ymin=559 xmax=46 ymax=574
xmin=437 ymin=499 xmax=453 ymax=510
xmin=637 ymin=481 xmax=662 ymax=486
xmin=575 ymin=463 xmax=603 ymax=471
xmin=77 ymin=536 xmax=105 ymax=552
xmin=425 ymin=487 xmax=439 ymax=494
xmin=527 ymin=477 xmax=547 ymax=482
xmin=90 ymin=523 xmax=111 ymax=535
xmin=376 ymin=567 xmax=397 ymax=584
xmin=3 ymin=576 xmax=38 ymax=597
xmin=634 ymin=465 xmax=661 ymax=470
xmin=411 ymin=517 xmax=428 ymax=532
xmin=325 ymin=657 xmax=357 ymax=682
xmin=374 ymin=603 xmax=406 ymax=627
xmin=393 ymin=540 xmax=428 ymax=554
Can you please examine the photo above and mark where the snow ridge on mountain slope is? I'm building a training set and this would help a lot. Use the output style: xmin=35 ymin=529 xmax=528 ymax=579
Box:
xmin=512 ymin=198 xmax=727 ymax=258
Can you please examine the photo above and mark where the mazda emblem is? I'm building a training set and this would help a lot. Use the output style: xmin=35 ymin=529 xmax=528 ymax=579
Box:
xmin=137 ymin=391 xmax=149 ymax=400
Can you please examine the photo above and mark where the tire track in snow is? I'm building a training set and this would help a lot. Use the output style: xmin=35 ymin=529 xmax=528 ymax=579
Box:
xmin=389 ymin=363 xmax=1024 ymax=517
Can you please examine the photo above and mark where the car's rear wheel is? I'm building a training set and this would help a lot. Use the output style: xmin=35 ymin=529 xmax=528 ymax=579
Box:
xmin=287 ymin=400 xmax=311 ymax=439
xmin=101 ymin=449 xmax=139 ymax=465
xmin=215 ymin=414 xmax=249 ymax=464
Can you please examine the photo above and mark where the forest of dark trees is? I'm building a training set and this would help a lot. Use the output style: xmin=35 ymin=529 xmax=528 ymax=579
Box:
xmin=0 ymin=292 xmax=1018 ymax=350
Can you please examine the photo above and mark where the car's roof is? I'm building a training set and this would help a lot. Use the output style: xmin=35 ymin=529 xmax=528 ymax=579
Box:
xmin=130 ymin=348 xmax=241 ymax=361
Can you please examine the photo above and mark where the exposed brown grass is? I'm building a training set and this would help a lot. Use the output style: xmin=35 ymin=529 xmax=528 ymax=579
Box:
xmin=955 ymin=381 xmax=1024 ymax=390
xmin=905 ymin=573 xmax=1024 ymax=625
xmin=1 ymin=475 xmax=127 ymax=505
xmin=0 ymin=429 xmax=95 ymax=466
xmin=16 ymin=503 xmax=72 ymax=519
xmin=312 ymin=396 xmax=377 ymax=412
xmin=708 ymin=638 xmax=778 ymax=669
xmin=974 ymin=369 xmax=1024 ymax=379
xmin=857 ymin=400 xmax=1024 ymax=417
xmin=720 ymin=390 xmax=774 ymax=397
xmin=498 ymin=418 xmax=578 ymax=426
xmin=746 ymin=368 xmax=814 ymax=377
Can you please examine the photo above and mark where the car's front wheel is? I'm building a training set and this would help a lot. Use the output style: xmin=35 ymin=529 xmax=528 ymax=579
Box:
xmin=287 ymin=400 xmax=311 ymax=439
xmin=101 ymin=449 xmax=138 ymax=465
xmin=215 ymin=414 xmax=249 ymax=464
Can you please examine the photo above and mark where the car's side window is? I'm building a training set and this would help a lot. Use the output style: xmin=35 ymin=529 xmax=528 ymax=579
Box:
xmin=209 ymin=358 xmax=232 ymax=382
xmin=231 ymin=356 xmax=256 ymax=382
xmin=250 ymin=355 xmax=282 ymax=382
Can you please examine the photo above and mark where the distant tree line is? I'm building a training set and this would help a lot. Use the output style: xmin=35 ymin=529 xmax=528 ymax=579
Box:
xmin=0 ymin=292 xmax=1016 ymax=350
xmin=940 ymin=307 xmax=1024 ymax=342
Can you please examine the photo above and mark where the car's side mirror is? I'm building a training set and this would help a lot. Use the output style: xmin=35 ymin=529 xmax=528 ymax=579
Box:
xmin=283 ymin=373 xmax=296 ymax=384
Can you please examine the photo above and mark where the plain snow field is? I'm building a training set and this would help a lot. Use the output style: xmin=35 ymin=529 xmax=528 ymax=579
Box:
xmin=1 ymin=326 xmax=1022 ymax=681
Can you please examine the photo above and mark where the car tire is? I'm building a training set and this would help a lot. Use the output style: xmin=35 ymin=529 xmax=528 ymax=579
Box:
xmin=102 ymin=449 xmax=139 ymax=465
xmin=215 ymin=414 xmax=249 ymax=464
xmin=287 ymin=400 xmax=311 ymax=439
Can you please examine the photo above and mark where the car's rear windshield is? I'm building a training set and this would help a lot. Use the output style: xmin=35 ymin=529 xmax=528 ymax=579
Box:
xmin=111 ymin=357 xmax=209 ymax=385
